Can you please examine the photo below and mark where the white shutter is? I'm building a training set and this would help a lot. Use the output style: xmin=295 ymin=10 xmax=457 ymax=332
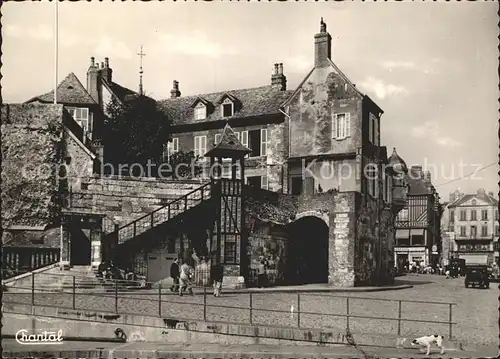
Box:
xmin=194 ymin=136 xmax=199 ymax=157
xmin=260 ymin=128 xmax=267 ymax=156
xmin=201 ymin=135 xmax=207 ymax=155
xmin=241 ymin=131 xmax=248 ymax=147
xmin=332 ymin=114 xmax=338 ymax=139
xmin=369 ymin=115 xmax=373 ymax=143
xmin=374 ymin=116 xmax=378 ymax=145
xmin=261 ymin=175 xmax=268 ymax=190
xmin=234 ymin=132 xmax=240 ymax=141
xmin=345 ymin=113 xmax=351 ymax=138
xmin=173 ymin=138 xmax=179 ymax=152
xmin=215 ymin=134 xmax=221 ymax=144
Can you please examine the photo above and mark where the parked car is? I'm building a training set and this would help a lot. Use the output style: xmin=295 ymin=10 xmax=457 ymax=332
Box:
xmin=464 ymin=265 xmax=490 ymax=289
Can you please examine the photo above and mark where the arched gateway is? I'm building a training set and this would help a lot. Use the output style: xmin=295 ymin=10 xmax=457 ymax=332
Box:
xmin=286 ymin=215 xmax=329 ymax=285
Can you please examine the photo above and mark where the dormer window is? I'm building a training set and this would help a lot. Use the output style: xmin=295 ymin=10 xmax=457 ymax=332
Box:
xmin=195 ymin=103 xmax=207 ymax=120
xmin=221 ymin=98 xmax=234 ymax=118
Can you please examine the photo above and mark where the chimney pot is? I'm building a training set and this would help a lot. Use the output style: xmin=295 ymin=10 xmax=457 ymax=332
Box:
xmin=105 ymin=57 xmax=109 ymax=68
xmin=171 ymin=80 xmax=181 ymax=98
xmin=314 ymin=19 xmax=332 ymax=68
xmin=100 ymin=62 xmax=104 ymax=69
xmin=271 ymin=63 xmax=287 ymax=91
xmin=90 ymin=57 xmax=95 ymax=67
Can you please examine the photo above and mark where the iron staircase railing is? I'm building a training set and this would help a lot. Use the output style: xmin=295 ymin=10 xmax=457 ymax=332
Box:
xmin=115 ymin=182 xmax=212 ymax=244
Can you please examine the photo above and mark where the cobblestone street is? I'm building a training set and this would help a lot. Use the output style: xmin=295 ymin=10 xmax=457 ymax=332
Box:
xmin=4 ymin=274 xmax=496 ymax=346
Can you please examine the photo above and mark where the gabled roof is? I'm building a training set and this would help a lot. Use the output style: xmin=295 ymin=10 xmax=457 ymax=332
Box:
xmin=191 ymin=96 xmax=211 ymax=108
xmin=26 ymin=73 xmax=97 ymax=106
xmin=205 ymin=123 xmax=251 ymax=158
xmin=281 ymin=57 xmax=365 ymax=108
xmin=157 ymin=85 xmax=293 ymax=125
xmin=103 ymin=80 xmax=141 ymax=103
xmin=217 ymin=92 xmax=238 ymax=104
xmin=448 ymin=193 xmax=499 ymax=208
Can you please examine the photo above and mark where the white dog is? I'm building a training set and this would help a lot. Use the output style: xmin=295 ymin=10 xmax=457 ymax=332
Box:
xmin=411 ymin=334 xmax=445 ymax=355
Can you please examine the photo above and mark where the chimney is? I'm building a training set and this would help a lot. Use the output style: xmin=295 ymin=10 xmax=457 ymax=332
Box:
xmin=410 ymin=165 xmax=423 ymax=179
xmin=314 ymin=18 xmax=332 ymax=68
xmin=86 ymin=56 xmax=101 ymax=104
xmin=425 ymin=171 xmax=432 ymax=184
xmin=271 ymin=63 xmax=287 ymax=91
xmin=171 ymin=80 xmax=181 ymax=98
xmin=477 ymin=188 xmax=486 ymax=196
xmin=100 ymin=57 xmax=113 ymax=83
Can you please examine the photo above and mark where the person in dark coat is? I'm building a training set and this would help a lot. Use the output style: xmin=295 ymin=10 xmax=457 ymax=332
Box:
xmin=210 ymin=259 xmax=224 ymax=297
xmin=170 ymin=258 xmax=180 ymax=292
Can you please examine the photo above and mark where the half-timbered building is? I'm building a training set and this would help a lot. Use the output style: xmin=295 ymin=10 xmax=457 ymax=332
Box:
xmin=394 ymin=165 xmax=442 ymax=269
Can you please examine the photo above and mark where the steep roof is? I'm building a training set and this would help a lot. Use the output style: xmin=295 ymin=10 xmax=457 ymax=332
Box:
xmin=26 ymin=73 xmax=97 ymax=106
xmin=103 ymin=79 xmax=143 ymax=103
xmin=448 ymin=193 xmax=499 ymax=208
xmin=157 ymin=85 xmax=293 ymax=125
xmin=205 ymin=123 xmax=251 ymax=158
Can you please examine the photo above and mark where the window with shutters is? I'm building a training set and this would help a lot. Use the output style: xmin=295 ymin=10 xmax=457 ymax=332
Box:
xmin=67 ymin=107 xmax=90 ymax=132
xmin=195 ymin=103 xmax=206 ymax=120
xmin=460 ymin=226 xmax=466 ymax=236
xmin=369 ymin=113 xmax=379 ymax=145
xmin=194 ymin=135 xmax=207 ymax=160
xmin=366 ymin=165 xmax=375 ymax=197
xmin=460 ymin=210 xmax=467 ymax=221
xmin=221 ymin=98 xmax=234 ymax=118
xmin=248 ymin=129 xmax=266 ymax=157
xmin=481 ymin=225 xmax=488 ymax=237
xmin=481 ymin=209 xmax=488 ymax=221
xmin=470 ymin=225 xmax=477 ymax=237
xmin=162 ymin=138 xmax=179 ymax=162
xmin=332 ymin=113 xmax=351 ymax=140
xmin=387 ymin=176 xmax=392 ymax=203
xmin=471 ymin=210 xmax=477 ymax=221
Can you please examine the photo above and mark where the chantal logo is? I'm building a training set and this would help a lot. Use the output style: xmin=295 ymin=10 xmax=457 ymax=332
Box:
xmin=15 ymin=329 xmax=64 ymax=345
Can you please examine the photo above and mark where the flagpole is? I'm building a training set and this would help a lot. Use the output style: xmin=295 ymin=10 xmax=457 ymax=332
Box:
xmin=54 ymin=0 xmax=59 ymax=104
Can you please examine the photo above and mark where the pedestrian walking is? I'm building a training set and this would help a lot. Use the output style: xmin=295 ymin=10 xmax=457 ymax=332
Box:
xmin=170 ymin=258 xmax=180 ymax=292
xmin=257 ymin=260 xmax=267 ymax=288
xmin=179 ymin=261 xmax=194 ymax=296
xmin=210 ymin=255 xmax=224 ymax=297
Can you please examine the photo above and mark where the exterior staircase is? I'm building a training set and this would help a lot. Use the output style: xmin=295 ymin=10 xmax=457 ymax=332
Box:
xmin=112 ymin=182 xmax=212 ymax=244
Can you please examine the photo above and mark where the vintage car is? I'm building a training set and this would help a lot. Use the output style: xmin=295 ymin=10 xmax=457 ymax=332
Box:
xmin=464 ymin=265 xmax=490 ymax=289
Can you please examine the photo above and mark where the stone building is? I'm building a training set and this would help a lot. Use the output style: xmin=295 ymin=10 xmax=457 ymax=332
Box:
xmin=4 ymin=20 xmax=409 ymax=287
xmin=446 ymin=188 xmax=499 ymax=265
xmin=394 ymin=164 xmax=442 ymax=269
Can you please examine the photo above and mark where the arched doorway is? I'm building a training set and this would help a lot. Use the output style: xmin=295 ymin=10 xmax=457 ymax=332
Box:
xmin=286 ymin=216 xmax=329 ymax=285
xmin=70 ymin=228 xmax=91 ymax=266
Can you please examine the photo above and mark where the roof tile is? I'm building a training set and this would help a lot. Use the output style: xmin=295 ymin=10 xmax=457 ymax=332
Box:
xmin=26 ymin=73 xmax=97 ymax=105
xmin=157 ymin=85 xmax=293 ymax=125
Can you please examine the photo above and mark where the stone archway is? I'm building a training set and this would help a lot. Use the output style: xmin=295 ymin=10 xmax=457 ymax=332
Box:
xmin=286 ymin=215 xmax=329 ymax=285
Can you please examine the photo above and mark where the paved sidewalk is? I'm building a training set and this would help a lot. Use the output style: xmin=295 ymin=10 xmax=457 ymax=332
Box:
xmin=3 ymin=339 xmax=498 ymax=358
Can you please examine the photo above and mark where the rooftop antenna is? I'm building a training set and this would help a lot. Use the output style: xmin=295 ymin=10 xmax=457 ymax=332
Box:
xmin=137 ymin=45 xmax=146 ymax=96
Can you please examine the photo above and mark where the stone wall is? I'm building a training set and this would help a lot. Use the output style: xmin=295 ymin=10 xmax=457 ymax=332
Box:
xmin=2 ymin=227 xmax=60 ymax=248
xmin=244 ymin=188 xmax=358 ymax=287
xmin=288 ymin=66 xmax=362 ymax=158
xmin=247 ymin=218 xmax=288 ymax=286
xmin=69 ymin=176 xmax=208 ymax=228
xmin=64 ymin=130 xmax=95 ymax=188
xmin=1 ymin=104 xmax=65 ymax=229
xmin=355 ymin=196 xmax=396 ymax=285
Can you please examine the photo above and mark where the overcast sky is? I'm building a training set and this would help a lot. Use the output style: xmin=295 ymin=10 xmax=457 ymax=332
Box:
xmin=3 ymin=1 xmax=498 ymax=201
